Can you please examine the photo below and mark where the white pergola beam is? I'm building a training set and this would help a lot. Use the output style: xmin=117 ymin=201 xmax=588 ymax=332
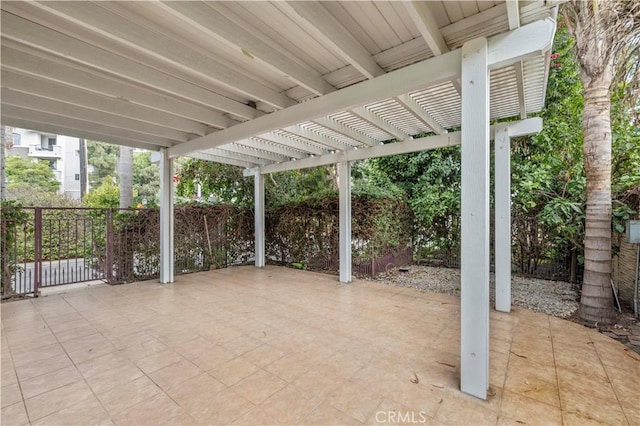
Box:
xmin=350 ymin=107 xmax=410 ymax=141
xmin=314 ymin=117 xmax=379 ymax=147
xmin=284 ymin=125 xmax=353 ymax=151
xmin=1 ymin=70 xmax=211 ymax=136
xmin=2 ymin=105 xmax=175 ymax=148
xmin=1 ymin=116 xmax=164 ymax=152
xmin=506 ymin=0 xmax=521 ymax=30
xmin=219 ymin=144 xmax=290 ymax=164
xmin=460 ymin=37 xmax=490 ymax=400
xmin=189 ymin=152 xmax=257 ymax=169
xmin=205 ymin=148 xmax=271 ymax=166
xmin=1 ymin=89 xmax=190 ymax=142
xmin=1 ymin=12 xmax=258 ymax=122
xmin=494 ymin=123 xmax=512 ymax=313
xmin=515 ymin=62 xmax=527 ymax=119
xmin=404 ymin=1 xmax=449 ymax=56
xmin=254 ymin=173 xmax=266 ymax=268
xmin=1 ymin=46 xmax=236 ymax=128
xmin=159 ymin=148 xmax=174 ymax=284
xmin=395 ymin=94 xmax=447 ymax=135
xmin=276 ymin=1 xmax=385 ymax=79
xmin=506 ymin=0 xmax=526 ymax=119
xmin=487 ymin=19 xmax=554 ymax=70
xmin=158 ymin=1 xmax=335 ymax=97
xmin=25 ymin=2 xmax=295 ymax=110
xmin=240 ymin=138 xmax=307 ymax=160
xmin=168 ymin=18 xmax=554 ymax=158
xmin=261 ymin=132 xmax=328 ymax=156
xmin=338 ymin=161 xmax=352 ymax=283
xmin=257 ymin=118 xmax=541 ymax=175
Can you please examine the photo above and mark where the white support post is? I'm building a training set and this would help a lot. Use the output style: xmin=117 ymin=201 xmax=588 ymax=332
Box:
xmin=159 ymin=148 xmax=174 ymax=284
xmin=339 ymin=161 xmax=352 ymax=283
xmin=254 ymin=172 xmax=265 ymax=268
xmin=460 ymin=37 xmax=490 ymax=400
xmin=495 ymin=123 xmax=512 ymax=313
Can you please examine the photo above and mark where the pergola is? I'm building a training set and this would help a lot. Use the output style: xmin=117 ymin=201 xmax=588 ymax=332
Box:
xmin=1 ymin=1 xmax=558 ymax=400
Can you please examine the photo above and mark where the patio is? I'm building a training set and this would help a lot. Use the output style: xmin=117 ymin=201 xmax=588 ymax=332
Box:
xmin=1 ymin=266 xmax=638 ymax=425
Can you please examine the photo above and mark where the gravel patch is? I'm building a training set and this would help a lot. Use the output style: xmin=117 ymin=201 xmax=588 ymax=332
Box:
xmin=373 ymin=265 xmax=579 ymax=318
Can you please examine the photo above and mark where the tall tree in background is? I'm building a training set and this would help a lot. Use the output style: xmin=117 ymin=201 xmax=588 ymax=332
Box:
xmin=565 ymin=0 xmax=640 ymax=324
xmin=86 ymin=141 xmax=117 ymax=188
xmin=133 ymin=151 xmax=160 ymax=206
xmin=118 ymin=146 xmax=133 ymax=208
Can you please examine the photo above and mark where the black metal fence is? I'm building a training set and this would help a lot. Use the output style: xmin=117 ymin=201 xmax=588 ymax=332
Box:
xmin=0 ymin=206 xmax=255 ymax=298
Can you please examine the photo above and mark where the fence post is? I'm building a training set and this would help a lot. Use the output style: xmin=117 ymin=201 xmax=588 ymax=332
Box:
xmin=105 ymin=209 xmax=114 ymax=284
xmin=34 ymin=208 xmax=42 ymax=297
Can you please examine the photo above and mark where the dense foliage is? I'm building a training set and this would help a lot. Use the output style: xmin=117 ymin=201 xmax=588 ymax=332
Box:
xmin=83 ymin=177 xmax=119 ymax=208
xmin=5 ymin=156 xmax=60 ymax=193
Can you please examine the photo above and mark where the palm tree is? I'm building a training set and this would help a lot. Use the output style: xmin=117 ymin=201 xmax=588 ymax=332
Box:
xmin=565 ymin=0 xmax=640 ymax=324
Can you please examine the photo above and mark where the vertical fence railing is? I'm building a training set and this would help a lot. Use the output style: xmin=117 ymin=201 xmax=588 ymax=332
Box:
xmin=33 ymin=207 xmax=42 ymax=295
xmin=105 ymin=209 xmax=114 ymax=285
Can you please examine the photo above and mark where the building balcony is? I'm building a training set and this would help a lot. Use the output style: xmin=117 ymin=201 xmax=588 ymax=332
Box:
xmin=28 ymin=144 xmax=63 ymax=159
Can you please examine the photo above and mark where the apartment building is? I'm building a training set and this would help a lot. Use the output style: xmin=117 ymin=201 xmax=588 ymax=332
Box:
xmin=7 ymin=127 xmax=87 ymax=200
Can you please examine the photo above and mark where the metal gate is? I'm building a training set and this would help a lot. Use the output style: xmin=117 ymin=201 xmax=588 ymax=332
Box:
xmin=1 ymin=207 xmax=113 ymax=298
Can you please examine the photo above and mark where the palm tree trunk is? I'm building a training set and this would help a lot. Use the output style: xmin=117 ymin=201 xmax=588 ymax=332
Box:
xmin=118 ymin=146 xmax=134 ymax=209
xmin=579 ymin=81 xmax=615 ymax=324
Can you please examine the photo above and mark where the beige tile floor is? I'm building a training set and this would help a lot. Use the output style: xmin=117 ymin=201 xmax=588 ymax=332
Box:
xmin=1 ymin=266 xmax=639 ymax=425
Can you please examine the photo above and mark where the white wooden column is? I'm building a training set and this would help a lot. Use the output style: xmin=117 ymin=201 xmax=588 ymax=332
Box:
xmin=495 ymin=123 xmax=512 ymax=312
xmin=254 ymin=172 xmax=265 ymax=268
xmin=339 ymin=161 xmax=352 ymax=283
xmin=460 ymin=37 xmax=490 ymax=400
xmin=159 ymin=148 xmax=174 ymax=284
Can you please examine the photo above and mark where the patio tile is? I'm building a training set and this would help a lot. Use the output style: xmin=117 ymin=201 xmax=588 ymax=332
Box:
xmin=259 ymin=384 xmax=324 ymax=424
xmin=303 ymin=401 xmax=362 ymax=425
xmin=14 ymin=352 xmax=73 ymax=382
xmin=3 ymin=266 xmax=640 ymax=425
xmin=240 ymin=343 xmax=286 ymax=368
xmin=164 ymin=373 xmax=226 ymax=409
xmin=113 ymin=392 xmax=194 ymax=426
xmin=432 ymin=389 xmax=499 ymax=425
xmin=24 ymin=380 xmax=95 ymax=422
xmin=19 ymin=364 xmax=82 ymax=399
xmin=65 ymin=337 xmax=118 ymax=365
xmin=133 ymin=349 xmax=184 ymax=374
xmin=188 ymin=344 xmax=237 ymax=371
xmin=327 ymin=380 xmax=385 ymax=423
xmin=562 ymin=410 xmax=619 ymax=426
xmin=364 ymin=398 xmax=426 ymax=425
xmin=1 ymin=401 xmax=29 ymax=426
xmin=264 ymin=352 xmax=316 ymax=383
xmin=498 ymin=390 xmax=562 ymax=425
xmin=147 ymin=359 xmax=202 ymax=390
xmin=119 ymin=337 xmax=169 ymax=362
xmin=1 ymin=364 xmax=18 ymax=388
xmin=10 ymin=342 xmax=66 ymax=368
xmin=97 ymin=375 xmax=162 ymax=416
xmin=231 ymin=406 xmax=278 ymax=425
xmin=222 ymin=334 xmax=264 ymax=356
xmin=181 ymin=388 xmax=254 ymax=425
xmin=558 ymin=386 xmax=627 ymax=425
xmin=83 ymin=361 xmax=145 ymax=395
xmin=503 ymin=365 xmax=560 ymax=408
xmin=231 ymin=369 xmax=287 ymax=404
xmin=31 ymin=395 xmax=113 ymax=426
xmin=1 ymin=383 xmax=22 ymax=408
xmin=54 ymin=323 xmax=100 ymax=343
xmin=76 ymin=351 xmax=129 ymax=377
